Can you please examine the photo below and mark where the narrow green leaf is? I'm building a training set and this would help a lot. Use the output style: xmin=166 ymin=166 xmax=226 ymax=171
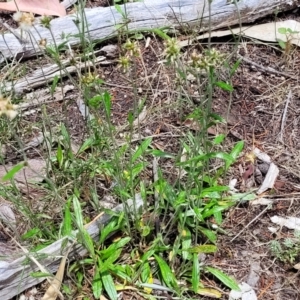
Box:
xmin=92 ymin=265 xmax=102 ymax=299
xmin=198 ymin=227 xmax=217 ymax=243
xmin=230 ymin=59 xmax=241 ymax=78
xmin=150 ymin=149 xmax=175 ymax=158
xmin=214 ymin=210 xmax=223 ymax=225
xmin=132 ymin=138 xmax=152 ymax=163
xmin=131 ymin=162 xmax=147 ymax=178
xmin=201 ymin=186 xmax=229 ymax=193
xmin=62 ymin=198 xmax=72 ymax=236
xmin=192 ymin=253 xmax=199 ymax=292
xmin=101 ymin=268 xmax=118 ymax=300
xmin=78 ymin=137 xmax=93 ymax=154
xmin=82 ymin=229 xmax=95 ymax=258
xmin=154 ymin=254 xmax=178 ymax=289
xmin=227 ymin=141 xmax=244 ymax=169
xmin=190 ymin=245 xmax=217 ymax=254
xmin=202 ymin=206 xmax=227 ymax=219
xmin=56 ymin=143 xmax=63 ymax=169
xmin=51 ymin=75 xmax=59 ymax=96
xmin=2 ymin=161 xmax=25 ymax=181
xmin=103 ymin=248 xmax=122 ymax=266
xmin=30 ymin=272 xmax=52 ymax=278
xmin=215 ymin=81 xmax=234 ymax=92
xmin=152 ymin=28 xmax=171 ymax=40
xmin=72 ymin=193 xmax=84 ymax=231
xmin=230 ymin=141 xmax=244 ymax=161
xmin=177 ymin=152 xmax=234 ymax=166
xmin=102 ymin=91 xmax=112 ymax=118
xmin=213 ymin=134 xmax=225 ymax=145
xmin=99 ymin=219 xmax=118 ymax=244
xmin=140 ymin=262 xmax=151 ymax=283
xmin=181 ymin=227 xmax=191 ymax=260
xmin=205 ymin=266 xmax=240 ymax=290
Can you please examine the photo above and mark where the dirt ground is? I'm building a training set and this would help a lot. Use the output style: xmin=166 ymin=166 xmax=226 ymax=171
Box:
xmin=1 ymin=1 xmax=300 ymax=300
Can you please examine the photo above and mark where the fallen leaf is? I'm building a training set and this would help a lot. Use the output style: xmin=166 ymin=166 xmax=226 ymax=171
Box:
xmin=270 ymin=216 xmax=300 ymax=231
xmin=42 ymin=254 xmax=67 ymax=300
xmin=0 ymin=0 xmax=66 ymax=17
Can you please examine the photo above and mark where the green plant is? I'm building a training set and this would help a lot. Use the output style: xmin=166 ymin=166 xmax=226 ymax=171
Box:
xmin=277 ymin=27 xmax=299 ymax=59
xmin=270 ymin=231 xmax=300 ymax=264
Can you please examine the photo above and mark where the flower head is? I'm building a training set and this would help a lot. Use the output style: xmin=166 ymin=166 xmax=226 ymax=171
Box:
xmin=13 ymin=12 xmax=35 ymax=31
xmin=0 ymin=95 xmax=19 ymax=120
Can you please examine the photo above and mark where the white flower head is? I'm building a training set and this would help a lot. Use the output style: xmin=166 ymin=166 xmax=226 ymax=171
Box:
xmin=13 ymin=12 xmax=35 ymax=31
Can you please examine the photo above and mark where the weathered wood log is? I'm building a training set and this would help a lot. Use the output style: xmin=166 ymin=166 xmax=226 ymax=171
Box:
xmin=0 ymin=195 xmax=143 ymax=300
xmin=0 ymin=0 xmax=299 ymax=64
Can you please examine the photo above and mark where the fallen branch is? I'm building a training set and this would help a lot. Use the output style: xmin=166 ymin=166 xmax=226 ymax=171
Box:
xmin=0 ymin=0 xmax=299 ymax=63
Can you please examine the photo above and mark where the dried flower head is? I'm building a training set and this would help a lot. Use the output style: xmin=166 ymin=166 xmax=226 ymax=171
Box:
xmin=0 ymin=95 xmax=19 ymax=120
xmin=38 ymin=38 xmax=47 ymax=48
xmin=13 ymin=11 xmax=35 ymax=31
xmin=189 ymin=48 xmax=224 ymax=70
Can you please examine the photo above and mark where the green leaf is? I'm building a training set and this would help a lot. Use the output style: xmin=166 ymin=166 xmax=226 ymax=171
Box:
xmin=181 ymin=227 xmax=192 ymax=260
xmin=190 ymin=245 xmax=217 ymax=254
xmin=131 ymin=162 xmax=147 ymax=178
xmin=213 ymin=134 xmax=225 ymax=145
xmin=205 ymin=266 xmax=240 ymax=290
xmin=202 ymin=206 xmax=227 ymax=219
xmin=101 ymin=268 xmax=118 ymax=300
xmin=62 ymin=198 xmax=72 ymax=236
xmin=2 ymin=161 xmax=25 ymax=181
xmin=78 ymin=137 xmax=93 ymax=154
xmin=224 ymin=192 xmax=256 ymax=202
xmin=30 ymin=271 xmax=52 ymax=278
xmin=278 ymin=27 xmax=287 ymax=34
xmin=152 ymin=28 xmax=171 ymax=40
xmin=21 ymin=228 xmax=41 ymax=240
xmin=60 ymin=123 xmax=70 ymax=144
xmin=177 ymin=152 xmax=234 ymax=167
xmin=99 ymin=218 xmax=119 ymax=244
xmin=92 ymin=265 xmax=102 ymax=299
xmin=82 ymin=229 xmax=95 ymax=258
xmin=104 ymin=248 xmax=122 ymax=266
xmin=226 ymin=141 xmax=244 ymax=169
xmin=150 ymin=149 xmax=175 ymax=158
xmin=51 ymin=75 xmax=59 ymax=96
xmin=198 ymin=227 xmax=217 ymax=243
xmin=230 ymin=141 xmax=244 ymax=161
xmin=215 ymin=81 xmax=234 ymax=92
xmin=230 ymin=59 xmax=241 ymax=78
xmin=214 ymin=210 xmax=223 ymax=225
xmin=201 ymin=186 xmax=229 ymax=193
xmin=132 ymin=138 xmax=152 ymax=163
xmin=192 ymin=253 xmax=200 ymax=292
xmin=72 ymin=192 xmax=84 ymax=231
xmin=154 ymin=254 xmax=178 ymax=290
xmin=56 ymin=143 xmax=63 ymax=169
xmin=102 ymin=91 xmax=112 ymax=118
xmin=277 ymin=38 xmax=286 ymax=49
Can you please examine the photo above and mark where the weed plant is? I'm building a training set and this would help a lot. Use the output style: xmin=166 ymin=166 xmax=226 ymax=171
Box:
xmin=0 ymin=1 xmax=249 ymax=299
